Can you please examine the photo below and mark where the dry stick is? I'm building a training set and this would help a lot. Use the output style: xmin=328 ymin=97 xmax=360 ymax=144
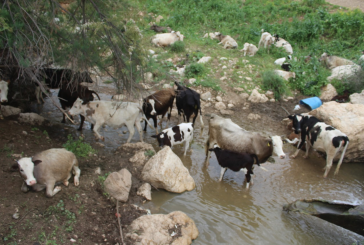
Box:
xmin=116 ymin=200 xmax=125 ymax=245
xmin=281 ymin=106 xmax=290 ymax=115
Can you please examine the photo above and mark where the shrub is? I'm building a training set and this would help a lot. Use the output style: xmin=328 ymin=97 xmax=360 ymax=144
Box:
xmin=262 ymin=71 xmax=289 ymax=100
xmin=185 ymin=62 xmax=205 ymax=78
xmin=62 ymin=134 xmax=96 ymax=157
xmin=170 ymin=41 xmax=185 ymax=53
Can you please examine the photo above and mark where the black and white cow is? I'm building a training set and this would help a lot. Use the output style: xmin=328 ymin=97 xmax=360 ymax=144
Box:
xmin=288 ymin=114 xmax=349 ymax=178
xmin=209 ymin=144 xmax=260 ymax=189
xmin=152 ymin=122 xmax=194 ymax=156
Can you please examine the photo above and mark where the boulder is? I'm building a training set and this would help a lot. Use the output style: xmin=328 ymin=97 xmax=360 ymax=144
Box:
xmin=137 ymin=183 xmax=152 ymax=201
xmin=0 ymin=105 xmax=21 ymax=117
xmin=215 ymin=102 xmax=226 ymax=110
xmin=129 ymin=150 xmax=148 ymax=172
xmin=349 ymin=90 xmax=364 ymax=105
xmin=104 ymin=168 xmax=132 ymax=202
xmin=141 ymin=147 xmax=195 ymax=193
xmin=320 ymin=84 xmax=338 ymax=101
xmin=18 ymin=113 xmax=49 ymax=126
xmin=248 ymin=89 xmax=268 ymax=103
xmin=309 ymin=101 xmax=364 ymax=162
xmin=144 ymin=72 xmax=153 ymax=83
xmin=201 ymin=91 xmax=212 ymax=101
xmin=126 ymin=211 xmax=199 ymax=245
xmin=197 ymin=56 xmax=211 ymax=64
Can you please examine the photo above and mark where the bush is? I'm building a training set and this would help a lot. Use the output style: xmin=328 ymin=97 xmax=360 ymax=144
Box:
xmin=62 ymin=134 xmax=96 ymax=157
xmin=170 ymin=41 xmax=185 ymax=53
xmin=262 ymin=71 xmax=289 ymax=100
xmin=185 ymin=62 xmax=205 ymax=78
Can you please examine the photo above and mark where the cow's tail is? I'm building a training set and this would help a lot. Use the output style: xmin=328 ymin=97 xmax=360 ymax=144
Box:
xmin=141 ymin=113 xmax=154 ymax=130
xmin=92 ymin=91 xmax=101 ymax=100
xmin=204 ymin=137 xmax=209 ymax=156
xmin=199 ymin=108 xmax=204 ymax=136
xmin=335 ymin=137 xmax=349 ymax=175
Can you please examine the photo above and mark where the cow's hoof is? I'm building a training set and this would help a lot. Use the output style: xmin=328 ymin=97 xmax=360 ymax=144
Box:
xmin=303 ymin=155 xmax=308 ymax=159
xmin=63 ymin=180 xmax=69 ymax=186
xmin=290 ymin=155 xmax=297 ymax=159
xmin=74 ymin=178 xmax=79 ymax=186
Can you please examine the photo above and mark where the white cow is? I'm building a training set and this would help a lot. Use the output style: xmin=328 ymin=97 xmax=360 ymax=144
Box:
xmin=203 ymin=32 xmax=220 ymax=40
xmin=274 ymin=55 xmax=292 ymax=65
xmin=204 ymin=114 xmax=286 ymax=166
xmin=258 ymin=32 xmax=275 ymax=49
xmin=216 ymin=34 xmax=238 ymax=49
xmin=69 ymin=98 xmax=153 ymax=142
xmin=151 ymin=31 xmax=184 ymax=47
xmin=152 ymin=122 xmax=194 ymax=156
xmin=240 ymin=43 xmax=258 ymax=57
xmin=0 ymin=80 xmax=10 ymax=119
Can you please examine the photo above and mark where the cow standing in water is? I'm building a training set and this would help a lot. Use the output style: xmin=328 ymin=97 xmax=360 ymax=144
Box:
xmin=0 ymin=80 xmax=10 ymax=119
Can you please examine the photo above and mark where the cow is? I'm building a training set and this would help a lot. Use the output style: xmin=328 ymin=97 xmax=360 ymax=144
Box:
xmin=203 ymin=32 xmax=220 ymax=40
xmin=151 ymin=122 xmax=194 ymax=156
xmin=69 ymin=98 xmax=153 ymax=142
xmin=151 ymin=31 xmax=184 ymax=47
xmin=142 ymin=88 xmax=176 ymax=134
xmin=216 ymin=34 xmax=238 ymax=49
xmin=288 ymin=114 xmax=349 ymax=178
xmin=204 ymin=114 xmax=286 ymax=166
xmin=209 ymin=144 xmax=260 ymax=189
xmin=258 ymin=32 xmax=275 ymax=50
xmin=0 ymin=80 xmax=10 ymax=119
xmin=12 ymin=148 xmax=80 ymax=197
xmin=240 ymin=43 xmax=258 ymax=57
xmin=174 ymin=82 xmax=204 ymax=133
xmin=58 ymin=84 xmax=101 ymax=130
xmin=319 ymin=52 xmax=355 ymax=69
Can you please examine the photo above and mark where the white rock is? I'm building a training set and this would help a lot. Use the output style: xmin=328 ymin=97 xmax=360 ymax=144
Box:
xmin=222 ymin=66 xmax=227 ymax=69
xmin=137 ymin=183 xmax=152 ymax=201
xmin=220 ymin=57 xmax=227 ymax=60
xmin=287 ymin=96 xmax=294 ymax=100
xmin=220 ymin=109 xmax=233 ymax=115
xmin=320 ymin=84 xmax=338 ymax=101
xmin=350 ymin=90 xmax=364 ymax=104
xmin=163 ymin=84 xmax=172 ymax=89
xmin=201 ymin=92 xmax=212 ymax=101
xmin=197 ymin=56 xmax=211 ymax=64
xmin=216 ymin=96 xmax=222 ymax=102
xmin=18 ymin=113 xmax=48 ymax=126
xmin=265 ymin=91 xmax=274 ymax=99
xmin=141 ymin=147 xmax=195 ymax=193
xmin=188 ymin=78 xmax=196 ymax=85
xmin=248 ymin=113 xmax=261 ymax=120
xmin=144 ymin=72 xmax=153 ymax=83
xmin=234 ymin=88 xmax=245 ymax=92
xmin=149 ymin=50 xmax=155 ymax=55
xmin=1 ymin=105 xmax=21 ymax=117
xmin=220 ymin=76 xmax=227 ymax=81
xmin=248 ymin=89 xmax=269 ymax=103
xmin=156 ymin=15 xmax=163 ymax=23
xmin=239 ymin=93 xmax=249 ymax=101
xmin=171 ymin=108 xmax=178 ymax=117
xmin=104 ymin=169 xmax=132 ymax=202
xmin=228 ymin=104 xmax=234 ymax=108
xmin=270 ymin=99 xmax=275 ymax=102
xmin=112 ymin=94 xmax=125 ymax=101
xmin=245 ymin=77 xmax=252 ymax=81
xmin=215 ymin=102 xmax=226 ymax=110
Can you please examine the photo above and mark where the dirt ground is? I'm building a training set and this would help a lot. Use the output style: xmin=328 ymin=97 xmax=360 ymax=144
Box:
xmin=325 ymin=0 xmax=364 ymax=12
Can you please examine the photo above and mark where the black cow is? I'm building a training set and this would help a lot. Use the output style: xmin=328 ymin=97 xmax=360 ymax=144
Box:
xmin=288 ymin=114 xmax=349 ymax=178
xmin=174 ymin=82 xmax=204 ymax=130
xmin=58 ymin=84 xmax=100 ymax=131
xmin=209 ymin=145 xmax=260 ymax=188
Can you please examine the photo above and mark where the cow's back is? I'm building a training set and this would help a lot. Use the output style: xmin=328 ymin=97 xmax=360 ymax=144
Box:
xmin=33 ymin=149 xmax=76 ymax=185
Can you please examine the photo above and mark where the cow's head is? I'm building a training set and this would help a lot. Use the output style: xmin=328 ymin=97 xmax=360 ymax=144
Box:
xmin=288 ymin=114 xmax=303 ymax=134
xmin=175 ymin=31 xmax=184 ymax=41
xmin=15 ymin=157 xmax=42 ymax=186
xmin=69 ymin=98 xmax=85 ymax=116
xmin=270 ymin=136 xmax=286 ymax=159
xmin=0 ymin=80 xmax=10 ymax=103
xmin=319 ymin=52 xmax=329 ymax=62
xmin=143 ymin=98 xmax=157 ymax=115
xmin=151 ymin=132 xmax=171 ymax=148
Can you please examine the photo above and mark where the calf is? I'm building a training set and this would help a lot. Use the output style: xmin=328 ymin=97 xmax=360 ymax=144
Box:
xmin=216 ymin=34 xmax=238 ymax=49
xmin=142 ymin=88 xmax=176 ymax=134
xmin=0 ymin=80 xmax=9 ymax=119
xmin=258 ymin=32 xmax=275 ymax=50
xmin=13 ymin=148 xmax=80 ymax=197
xmin=174 ymin=82 xmax=204 ymax=132
xmin=69 ymin=98 xmax=152 ymax=142
xmin=240 ymin=43 xmax=258 ymax=57
xmin=209 ymin=145 xmax=259 ymax=188
xmin=289 ymin=114 xmax=349 ymax=178
xmin=152 ymin=122 xmax=194 ymax=156
xmin=151 ymin=31 xmax=184 ymax=47
xmin=58 ymin=84 xmax=101 ymax=131
xmin=203 ymin=32 xmax=220 ymax=40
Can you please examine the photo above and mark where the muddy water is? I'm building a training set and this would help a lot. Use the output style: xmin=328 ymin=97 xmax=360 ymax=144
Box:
xmin=36 ymin=89 xmax=364 ymax=244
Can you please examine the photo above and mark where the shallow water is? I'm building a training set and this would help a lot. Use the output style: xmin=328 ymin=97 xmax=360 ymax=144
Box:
xmin=36 ymin=89 xmax=364 ymax=244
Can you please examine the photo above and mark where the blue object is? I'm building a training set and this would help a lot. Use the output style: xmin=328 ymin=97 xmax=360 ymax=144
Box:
xmin=300 ymin=97 xmax=322 ymax=110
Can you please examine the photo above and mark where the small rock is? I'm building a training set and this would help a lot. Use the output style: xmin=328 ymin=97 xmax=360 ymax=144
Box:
xmin=248 ymin=113 xmax=261 ymax=120
xmin=156 ymin=15 xmax=163 ymax=23
xmin=220 ymin=109 xmax=234 ymax=115
xmin=96 ymin=142 xmax=105 ymax=148
xmin=123 ymin=131 xmax=127 ymax=134
xmin=163 ymin=84 xmax=171 ymax=89
xmin=220 ymin=76 xmax=227 ymax=81
xmin=22 ymin=131 xmax=28 ymax=135
xmin=222 ymin=66 xmax=227 ymax=69
xmin=239 ymin=93 xmax=249 ymax=101
xmin=149 ymin=50 xmax=155 ymax=55
xmin=201 ymin=92 xmax=212 ymax=101
xmin=216 ymin=96 xmax=222 ymax=102
xmin=228 ymin=104 xmax=234 ymax=108
xmin=215 ymin=102 xmax=226 ymax=110
xmin=188 ymin=78 xmax=196 ymax=85
xmin=245 ymin=77 xmax=252 ymax=81
xmin=13 ymin=213 xmax=19 ymax=219
xmin=95 ymin=167 xmax=101 ymax=175
xmin=220 ymin=57 xmax=227 ymax=60
xmin=270 ymin=99 xmax=275 ymax=102
xmin=234 ymin=88 xmax=245 ymax=92
xmin=265 ymin=91 xmax=274 ymax=99
xmin=137 ymin=183 xmax=152 ymax=201
xmin=287 ymin=97 xmax=294 ymax=100
xmin=70 ymin=238 xmax=76 ymax=243
xmin=197 ymin=56 xmax=211 ymax=64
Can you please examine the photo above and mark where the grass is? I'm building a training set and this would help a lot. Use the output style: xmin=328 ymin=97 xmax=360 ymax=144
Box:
xmin=62 ymin=134 xmax=96 ymax=158
xmin=144 ymin=149 xmax=155 ymax=157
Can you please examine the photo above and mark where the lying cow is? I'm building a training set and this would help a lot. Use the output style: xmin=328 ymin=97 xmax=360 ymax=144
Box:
xmin=13 ymin=148 xmax=80 ymax=197
xmin=0 ymin=80 xmax=9 ymax=119
xmin=288 ymin=114 xmax=349 ymax=178
xmin=152 ymin=122 xmax=194 ymax=156
xmin=204 ymin=114 xmax=286 ymax=166
xmin=151 ymin=31 xmax=184 ymax=47
xmin=216 ymin=34 xmax=238 ymax=49
xmin=240 ymin=43 xmax=258 ymax=57
xmin=142 ymin=88 xmax=176 ymax=134
xmin=58 ymin=84 xmax=101 ymax=130
xmin=203 ymin=32 xmax=220 ymax=40
xmin=209 ymin=144 xmax=259 ymax=189
xmin=150 ymin=24 xmax=172 ymax=33
xmin=69 ymin=98 xmax=152 ymax=142
xmin=258 ymin=32 xmax=275 ymax=50
xmin=319 ymin=52 xmax=355 ymax=69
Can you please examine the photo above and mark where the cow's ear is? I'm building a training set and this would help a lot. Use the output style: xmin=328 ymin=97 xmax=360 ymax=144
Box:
xmin=208 ymin=148 xmax=214 ymax=152
xmin=10 ymin=163 xmax=19 ymax=171
xmin=151 ymin=135 xmax=158 ymax=138
xmin=33 ymin=160 xmax=42 ymax=166
xmin=288 ymin=115 xmax=294 ymax=120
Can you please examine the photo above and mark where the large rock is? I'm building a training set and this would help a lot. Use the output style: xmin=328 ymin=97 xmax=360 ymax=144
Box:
xmin=104 ymin=168 xmax=132 ymax=202
xmin=320 ymin=84 xmax=338 ymax=101
xmin=126 ymin=211 xmax=199 ymax=245
xmin=215 ymin=102 xmax=226 ymax=110
xmin=119 ymin=142 xmax=154 ymax=153
xmin=18 ymin=113 xmax=49 ymax=126
xmin=201 ymin=91 xmax=212 ymax=101
xmin=141 ymin=147 xmax=195 ymax=193
xmin=309 ymin=102 xmax=364 ymax=162
xmin=197 ymin=56 xmax=211 ymax=64
xmin=248 ymin=89 xmax=268 ymax=103
xmin=0 ymin=105 xmax=21 ymax=117
xmin=137 ymin=183 xmax=152 ymax=201
xmin=349 ymin=90 xmax=364 ymax=105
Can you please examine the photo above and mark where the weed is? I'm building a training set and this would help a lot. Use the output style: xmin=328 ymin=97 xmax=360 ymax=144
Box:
xmin=170 ymin=41 xmax=185 ymax=53
xmin=98 ymin=172 xmax=111 ymax=197
xmin=62 ymin=134 xmax=96 ymax=157
xmin=69 ymin=193 xmax=80 ymax=203
xmin=185 ymin=62 xmax=205 ymax=78
xmin=262 ymin=71 xmax=289 ymax=100
xmin=3 ymin=224 xmax=17 ymax=241
xmin=45 ymin=200 xmax=77 ymax=233
xmin=43 ymin=130 xmax=49 ymax=137
xmin=144 ymin=150 xmax=155 ymax=157
xmin=31 ymin=127 xmax=39 ymax=131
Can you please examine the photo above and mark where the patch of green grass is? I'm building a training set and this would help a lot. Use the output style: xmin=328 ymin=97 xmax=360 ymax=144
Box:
xmin=144 ymin=149 xmax=155 ymax=157
xmin=43 ymin=130 xmax=49 ymax=137
xmin=3 ymin=224 xmax=17 ymax=242
xmin=170 ymin=40 xmax=185 ymax=53
xmin=261 ymin=71 xmax=289 ymax=100
xmin=45 ymin=200 xmax=76 ymax=233
xmin=62 ymin=134 xmax=96 ymax=158
xmin=98 ymin=172 xmax=111 ymax=197
xmin=31 ymin=127 xmax=39 ymax=131
xmin=185 ymin=62 xmax=206 ymax=78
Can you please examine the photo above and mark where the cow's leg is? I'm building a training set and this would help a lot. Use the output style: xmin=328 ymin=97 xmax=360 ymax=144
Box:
xmin=143 ymin=117 xmax=148 ymax=132
xmin=219 ymin=167 xmax=227 ymax=182
xmin=63 ymin=172 xmax=71 ymax=186
xmin=45 ymin=181 xmax=62 ymax=197
xmin=291 ymin=148 xmax=301 ymax=159
xmin=152 ymin=116 xmax=158 ymax=134
xmin=72 ymin=163 xmax=81 ymax=186
xmin=204 ymin=139 xmax=212 ymax=166
xmin=135 ymin=119 xmax=144 ymax=142
xmin=125 ymin=121 xmax=135 ymax=143
xmin=303 ymin=141 xmax=311 ymax=159
xmin=61 ymin=104 xmax=67 ymax=123
xmin=183 ymin=139 xmax=191 ymax=156
xmin=77 ymin=115 xmax=86 ymax=131
xmin=334 ymin=141 xmax=349 ymax=176
xmin=323 ymin=154 xmax=335 ymax=178
xmin=243 ymin=168 xmax=253 ymax=189
xmin=92 ymin=123 xmax=104 ymax=141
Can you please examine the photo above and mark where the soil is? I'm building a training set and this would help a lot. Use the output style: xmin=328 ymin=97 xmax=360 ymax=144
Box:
xmin=325 ymin=0 xmax=364 ymax=12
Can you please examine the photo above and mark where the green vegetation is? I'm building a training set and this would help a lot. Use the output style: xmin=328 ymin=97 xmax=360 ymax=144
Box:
xmin=45 ymin=200 xmax=76 ymax=233
xmin=144 ymin=149 xmax=155 ymax=157
xmin=170 ymin=41 xmax=185 ymax=53
xmin=62 ymin=135 xmax=96 ymax=158
xmin=185 ymin=63 xmax=206 ymax=78
xmin=262 ymin=71 xmax=289 ymax=100
xmin=98 ymin=172 xmax=111 ymax=197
